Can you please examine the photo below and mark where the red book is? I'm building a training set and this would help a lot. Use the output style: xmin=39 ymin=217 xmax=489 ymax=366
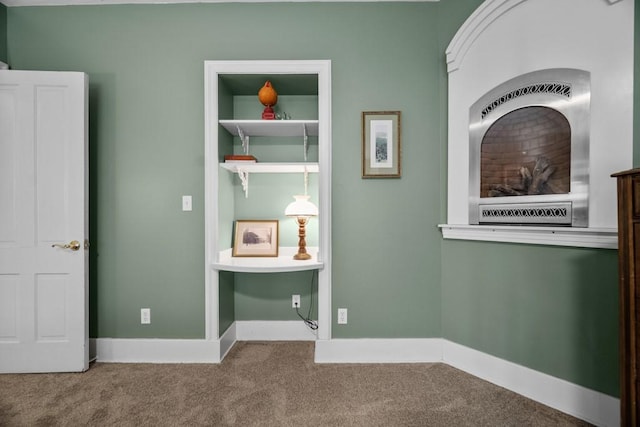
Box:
xmin=224 ymin=154 xmax=257 ymax=162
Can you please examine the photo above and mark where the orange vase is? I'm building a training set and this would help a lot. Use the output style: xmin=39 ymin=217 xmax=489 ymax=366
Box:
xmin=258 ymin=81 xmax=278 ymax=120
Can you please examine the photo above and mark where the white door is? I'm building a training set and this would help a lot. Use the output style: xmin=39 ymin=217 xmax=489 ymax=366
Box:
xmin=0 ymin=70 xmax=88 ymax=373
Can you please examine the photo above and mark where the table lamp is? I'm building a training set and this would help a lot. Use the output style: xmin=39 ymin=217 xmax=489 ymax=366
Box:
xmin=285 ymin=195 xmax=318 ymax=260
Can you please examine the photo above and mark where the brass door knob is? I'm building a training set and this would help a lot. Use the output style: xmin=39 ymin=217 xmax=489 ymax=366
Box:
xmin=51 ymin=240 xmax=81 ymax=251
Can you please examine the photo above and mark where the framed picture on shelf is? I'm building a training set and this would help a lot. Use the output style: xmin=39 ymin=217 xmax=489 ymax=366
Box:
xmin=232 ymin=220 xmax=279 ymax=257
xmin=362 ymin=111 xmax=401 ymax=178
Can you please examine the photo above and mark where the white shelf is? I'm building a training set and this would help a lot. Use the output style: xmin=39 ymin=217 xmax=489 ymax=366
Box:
xmin=213 ymin=247 xmax=323 ymax=273
xmin=219 ymin=120 xmax=319 ymax=137
xmin=220 ymin=162 xmax=319 ymax=174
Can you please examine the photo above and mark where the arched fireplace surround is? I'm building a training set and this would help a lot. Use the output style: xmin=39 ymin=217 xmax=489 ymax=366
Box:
xmin=468 ymin=68 xmax=590 ymax=227
xmin=441 ymin=0 xmax=632 ymax=248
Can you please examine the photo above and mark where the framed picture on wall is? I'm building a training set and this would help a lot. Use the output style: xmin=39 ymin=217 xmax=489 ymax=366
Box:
xmin=232 ymin=220 xmax=279 ymax=257
xmin=362 ymin=111 xmax=401 ymax=178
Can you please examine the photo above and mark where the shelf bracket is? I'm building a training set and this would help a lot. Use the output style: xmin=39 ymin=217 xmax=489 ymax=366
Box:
xmin=303 ymin=166 xmax=310 ymax=195
xmin=303 ymin=124 xmax=309 ymax=161
xmin=236 ymin=125 xmax=250 ymax=155
xmin=236 ymin=168 xmax=249 ymax=198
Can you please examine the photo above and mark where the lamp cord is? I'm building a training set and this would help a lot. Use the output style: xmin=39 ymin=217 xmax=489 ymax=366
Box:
xmin=296 ymin=170 xmax=315 ymax=330
xmin=295 ymin=270 xmax=318 ymax=330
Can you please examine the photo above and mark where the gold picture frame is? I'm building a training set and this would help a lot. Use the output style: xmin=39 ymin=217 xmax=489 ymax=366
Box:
xmin=232 ymin=220 xmax=279 ymax=257
xmin=362 ymin=111 xmax=402 ymax=178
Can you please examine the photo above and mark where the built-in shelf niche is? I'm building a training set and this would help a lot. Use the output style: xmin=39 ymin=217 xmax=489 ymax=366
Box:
xmin=204 ymin=60 xmax=332 ymax=348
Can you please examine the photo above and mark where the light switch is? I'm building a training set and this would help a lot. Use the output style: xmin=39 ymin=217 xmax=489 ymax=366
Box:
xmin=182 ymin=195 xmax=192 ymax=211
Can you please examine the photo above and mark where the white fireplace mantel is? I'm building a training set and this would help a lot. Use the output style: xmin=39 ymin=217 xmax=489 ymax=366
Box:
xmin=439 ymin=224 xmax=617 ymax=249
xmin=440 ymin=0 xmax=633 ymax=249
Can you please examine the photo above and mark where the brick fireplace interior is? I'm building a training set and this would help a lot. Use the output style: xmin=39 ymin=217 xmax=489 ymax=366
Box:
xmin=480 ymin=106 xmax=571 ymax=199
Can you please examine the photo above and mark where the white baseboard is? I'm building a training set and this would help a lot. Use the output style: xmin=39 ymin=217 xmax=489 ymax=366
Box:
xmin=314 ymin=338 xmax=443 ymax=363
xmin=92 ymin=321 xmax=312 ymax=364
xmin=91 ymin=333 xmax=619 ymax=426
xmin=219 ymin=322 xmax=237 ymax=359
xmin=442 ymin=340 xmax=619 ymax=427
xmin=89 ymin=338 xmax=97 ymax=361
xmin=235 ymin=320 xmax=318 ymax=341
xmin=93 ymin=338 xmax=224 ymax=363
xmin=314 ymin=338 xmax=618 ymax=426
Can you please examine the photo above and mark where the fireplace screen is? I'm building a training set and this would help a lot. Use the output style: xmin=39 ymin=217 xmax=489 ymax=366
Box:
xmin=468 ymin=68 xmax=590 ymax=227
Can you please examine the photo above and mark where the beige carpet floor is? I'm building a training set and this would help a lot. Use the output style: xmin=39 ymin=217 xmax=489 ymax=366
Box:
xmin=0 ymin=341 xmax=592 ymax=426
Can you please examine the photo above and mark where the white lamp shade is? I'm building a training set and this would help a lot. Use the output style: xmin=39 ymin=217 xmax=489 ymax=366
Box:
xmin=285 ymin=195 xmax=318 ymax=217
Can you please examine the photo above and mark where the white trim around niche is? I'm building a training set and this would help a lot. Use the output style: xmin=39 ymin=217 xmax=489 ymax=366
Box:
xmin=445 ymin=0 xmax=627 ymax=72
xmin=204 ymin=59 xmax=333 ymax=348
xmin=446 ymin=0 xmax=526 ymax=72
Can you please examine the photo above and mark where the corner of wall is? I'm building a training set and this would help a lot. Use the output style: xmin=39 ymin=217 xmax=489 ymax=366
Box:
xmin=635 ymin=0 xmax=640 ymax=167
xmin=0 ymin=3 xmax=7 ymax=64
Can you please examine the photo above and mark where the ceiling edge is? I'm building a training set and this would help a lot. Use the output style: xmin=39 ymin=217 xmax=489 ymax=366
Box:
xmin=1 ymin=0 xmax=438 ymax=6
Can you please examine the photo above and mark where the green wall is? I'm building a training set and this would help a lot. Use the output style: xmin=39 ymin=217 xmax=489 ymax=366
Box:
xmin=6 ymin=2 xmax=443 ymax=340
xmin=434 ymin=0 xmax=626 ymax=398
xmin=441 ymin=241 xmax=619 ymax=396
xmin=5 ymin=0 xmax=629 ymax=398
xmin=0 ymin=4 xmax=6 ymax=63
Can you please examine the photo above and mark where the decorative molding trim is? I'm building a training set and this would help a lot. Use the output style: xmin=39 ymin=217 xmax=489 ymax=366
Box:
xmin=446 ymin=0 xmax=527 ymax=73
xmin=235 ymin=320 xmax=318 ymax=341
xmin=443 ymin=340 xmax=620 ymax=427
xmin=438 ymin=224 xmax=618 ymax=249
xmin=0 ymin=0 xmax=439 ymax=6
xmin=446 ymin=0 xmax=628 ymax=73
xmin=314 ymin=338 xmax=443 ymax=363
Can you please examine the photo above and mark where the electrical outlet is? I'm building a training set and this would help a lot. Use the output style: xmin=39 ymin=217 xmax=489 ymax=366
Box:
xmin=182 ymin=195 xmax=192 ymax=211
xmin=141 ymin=308 xmax=151 ymax=324
xmin=292 ymin=294 xmax=301 ymax=308
xmin=337 ymin=308 xmax=348 ymax=324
